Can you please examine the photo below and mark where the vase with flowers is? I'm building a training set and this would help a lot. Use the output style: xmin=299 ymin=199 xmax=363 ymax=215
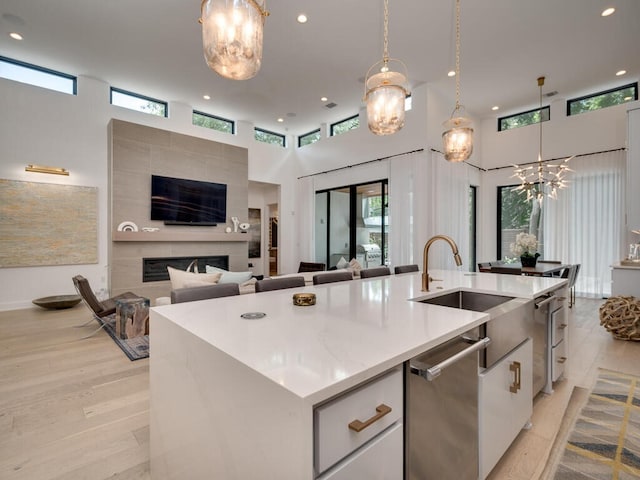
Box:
xmin=510 ymin=232 xmax=540 ymax=267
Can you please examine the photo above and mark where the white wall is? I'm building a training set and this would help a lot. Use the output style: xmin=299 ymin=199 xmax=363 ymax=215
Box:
xmin=0 ymin=76 xmax=291 ymax=310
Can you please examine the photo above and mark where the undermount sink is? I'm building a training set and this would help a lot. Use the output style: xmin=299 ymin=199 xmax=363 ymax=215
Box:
xmin=414 ymin=290 xmax=515 ymax=312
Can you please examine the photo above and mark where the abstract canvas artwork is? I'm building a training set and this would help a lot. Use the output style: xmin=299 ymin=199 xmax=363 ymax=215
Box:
xmin=0 ymin=179 xmax=98 ymax=267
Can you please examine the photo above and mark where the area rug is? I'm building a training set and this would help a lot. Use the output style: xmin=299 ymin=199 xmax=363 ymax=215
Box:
xmin=97 ymin=313 xmax=149 ymax=361
xmin=553 ymin=369 xmax=640 ymax=479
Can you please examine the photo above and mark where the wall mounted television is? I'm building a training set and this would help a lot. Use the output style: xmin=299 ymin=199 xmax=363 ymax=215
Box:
xmin=151 ymin=175 xmax=227 ymax=226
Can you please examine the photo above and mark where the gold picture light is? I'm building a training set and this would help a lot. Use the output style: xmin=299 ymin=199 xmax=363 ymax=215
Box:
xmin=25 ymin=164 xmax=69 ymax=176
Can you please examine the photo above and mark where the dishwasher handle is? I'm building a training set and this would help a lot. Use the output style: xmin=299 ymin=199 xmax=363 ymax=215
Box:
xmin=410 ymin=336 xmax=491 ymax=381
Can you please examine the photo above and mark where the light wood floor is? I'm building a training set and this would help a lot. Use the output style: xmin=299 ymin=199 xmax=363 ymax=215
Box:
xmin=1 ymin=298 xmax=638 ymax=479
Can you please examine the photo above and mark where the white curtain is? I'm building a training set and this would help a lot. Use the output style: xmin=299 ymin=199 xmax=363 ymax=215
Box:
xmin=428 ymin=151 xmax=473 ymax=270
xmin=542 ymin=150 xmax=625 ymax=298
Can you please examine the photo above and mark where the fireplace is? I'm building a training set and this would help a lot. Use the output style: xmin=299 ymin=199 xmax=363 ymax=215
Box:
xmin=142 ymin=255 xmax=229 ymax=282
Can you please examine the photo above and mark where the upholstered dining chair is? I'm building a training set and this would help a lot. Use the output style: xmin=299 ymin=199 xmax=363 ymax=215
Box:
xmin=72 ymin=275 xmax=139 ymax=336
xmin=171 ymin=283 xmax=240 ymax=304
xmin=313 ymin=270 xmax=353 ymax=285
xmin=394 ymin=264 xmax=419 ymax=274
xmin=360 ymin=266 xmax=391 ymax=279
xmin=255 ymin=276 xmax=306 ymax=293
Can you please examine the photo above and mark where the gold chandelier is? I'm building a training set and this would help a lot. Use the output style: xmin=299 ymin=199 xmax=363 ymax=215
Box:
xmin=513 ymin=76 xmax=573 ymax=203
xmin=442 ymin=0 xmax=473 ymax=162
xmin=364 ymin=0 xmax=410 ymax=136
xmin=199 ymin=0 xmax=269 ymax=80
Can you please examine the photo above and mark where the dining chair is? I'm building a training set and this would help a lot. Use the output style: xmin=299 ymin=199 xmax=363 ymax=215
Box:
xmin=171 ymin=283 xmax=240 ymax=303
xmin=360 ymin=266 xmax=391 ymax=279
xmin=394 ymin=264 xmax=419 ymax=274
xmin=298 ymin=262 xmax=325 ymax=273
xmin=561 ymin=264 xmax=581 ymax=307
xmin=312 ymin=270 xmax=353 ymax=285
xmin=255 ymin=276 xmax=306 ymax=292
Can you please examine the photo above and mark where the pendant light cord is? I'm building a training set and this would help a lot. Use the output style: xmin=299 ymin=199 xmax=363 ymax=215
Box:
xmin=382 ymin=0 xmax=389 ymax=64
xmin=454 ymin=0 xmax=461 ymax=111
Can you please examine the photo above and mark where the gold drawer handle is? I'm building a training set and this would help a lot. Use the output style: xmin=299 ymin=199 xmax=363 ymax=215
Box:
xmin=557 ymin=356 xmax=568 ymax=364
xmin=509 ymin=361 xmax=521 ymax=394
xmin=348 ymin=404 xmax=392 ymax=432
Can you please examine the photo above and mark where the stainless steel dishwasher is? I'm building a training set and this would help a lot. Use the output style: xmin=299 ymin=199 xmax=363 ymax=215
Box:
xmin=405 ymin=328 xmax=490 ymax=480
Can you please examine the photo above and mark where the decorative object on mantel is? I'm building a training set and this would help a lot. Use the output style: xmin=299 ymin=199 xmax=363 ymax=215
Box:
xmin=510 ymin=232 xmax=539 ymax=267
xmin=117 ymin=221 xmax=138 ymax=232
xmin=442 ymin=0 xmax=474 ymax=162
xmin=199 ymin=0 xmax=269 ymax=80
xmin=512 ymin=76 xmax=573 ymax=203
xmin=363 ymin=0 xmax=410 ymax=136
xmin=239 ymin=222 xmax=250 ymax=232
xmin=600 ymin=296 xmax=640 ymax=341
xmin=225 ymin=226 xmax=232 ymax=233
xmin=231 ymin=216 xmax=240 ymax=233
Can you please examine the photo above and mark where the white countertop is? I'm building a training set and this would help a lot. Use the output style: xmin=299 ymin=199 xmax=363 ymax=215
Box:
xmin=151 ymin=270 xmax=566 ymax=404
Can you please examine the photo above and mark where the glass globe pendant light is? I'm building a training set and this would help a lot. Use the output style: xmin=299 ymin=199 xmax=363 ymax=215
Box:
xmin=200 ymin=0 xmax=269 ymax=80
xmin=364 ymin=0 xmax=410 ymax=136
xmin=442 ymin=0 xmax=473 ymax=162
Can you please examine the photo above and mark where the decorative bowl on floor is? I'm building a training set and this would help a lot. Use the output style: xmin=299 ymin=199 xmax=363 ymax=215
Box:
xmin=32 ymin=295 xmax=82 ymax=309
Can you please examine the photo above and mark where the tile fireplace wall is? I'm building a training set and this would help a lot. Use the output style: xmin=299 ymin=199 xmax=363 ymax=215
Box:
xmin=109 ymin=120 xmax=249 ymax=302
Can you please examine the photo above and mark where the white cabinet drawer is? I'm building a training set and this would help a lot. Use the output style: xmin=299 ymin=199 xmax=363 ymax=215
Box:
xmin=550 ymin=307 xmax=568 ymax=346
xmin=552 ymin=339 xmax=567 ymax=382
xmin=317 ymin=422 xmax=403 ymax=480
xmin=314 ymin=368 xmax=403 ymax=475
xmin=479 ymin=338 xmax=532 ymax=480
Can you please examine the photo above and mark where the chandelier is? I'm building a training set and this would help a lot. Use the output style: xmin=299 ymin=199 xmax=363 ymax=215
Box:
xmin=364 ymin=0 xmax=410 ymax=136
xmin=512 ymin=76 xmax=572 ymax=203
xmin=442 ymin=0 xmax=473 ymax=162
xmin=199 ymin=0 xmax=269 ymax=80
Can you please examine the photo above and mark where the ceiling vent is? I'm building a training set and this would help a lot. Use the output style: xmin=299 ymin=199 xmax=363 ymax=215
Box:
xmin=325 ymin=102 xmax=338 ymax=109
xmin=545 ymin=91 xmax=558 ymax=98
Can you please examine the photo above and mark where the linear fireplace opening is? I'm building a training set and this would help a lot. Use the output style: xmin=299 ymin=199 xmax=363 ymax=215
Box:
xmin=143 ymin=255 xmax=229 ymax=282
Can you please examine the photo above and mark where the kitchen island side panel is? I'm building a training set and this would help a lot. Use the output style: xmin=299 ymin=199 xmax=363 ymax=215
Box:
xmin=150 ymin=311 xmax=313 ymax=480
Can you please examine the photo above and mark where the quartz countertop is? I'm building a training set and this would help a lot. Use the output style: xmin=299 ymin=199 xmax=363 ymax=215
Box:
xmin=151 ymin=269 xmax=566 ymax=404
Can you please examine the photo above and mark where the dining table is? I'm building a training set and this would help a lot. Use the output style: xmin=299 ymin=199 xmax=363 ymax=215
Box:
xmin=489 ymin=262 xmax=568 ymax=277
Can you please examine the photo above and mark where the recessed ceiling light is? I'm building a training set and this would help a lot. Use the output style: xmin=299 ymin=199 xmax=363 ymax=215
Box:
xmin=616 ymin=70 xmax=627 ymax=76
xmin=9 ymin=32 xmax=23 ymax=40
xmin=277 ymin=118 xmax=284 ymax=123
xmin=321 ymin=97 xmax=328 ymax=102
xmin=492 ymin=106 xmax=499 ymax=111
xmin=297 ymin=14 xmax=308 ymax=23
xmin=203 ymin=95 xmax=211 ymax=100
xmin=447 ymin=70 xmax=456 ymax=77
xmin=601 ymin=7 xmax=615 ymax=16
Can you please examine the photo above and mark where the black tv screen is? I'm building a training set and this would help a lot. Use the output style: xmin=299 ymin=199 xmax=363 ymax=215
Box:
xmin=151 ymin=175 xmax=227 ymax=225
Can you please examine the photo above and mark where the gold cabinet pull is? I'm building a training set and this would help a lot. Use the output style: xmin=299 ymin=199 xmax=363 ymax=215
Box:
xmin=348 ymin=404 xmax=392 ymax=432
xmin=557 ymin=356 xmax=568 ymax=364
xmin=509 ymin=361 xmax=521 ymax=394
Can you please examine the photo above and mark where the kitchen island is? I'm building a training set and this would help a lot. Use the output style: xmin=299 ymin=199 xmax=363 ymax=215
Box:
xmin=150 ymin=270 xmax=566 ymax=479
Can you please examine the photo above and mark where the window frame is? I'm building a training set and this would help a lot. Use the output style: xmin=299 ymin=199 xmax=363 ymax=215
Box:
xmin=110 ymin=87 xmax=168 ymax=117
xmin=498 ymin=106 xmax=550 ymax=132
xmin=330 ymin=114 xmax=360 ymax=136
xmin=192 ymin=110 xmax=235 ymax=134
xmin=298 ymin=128 xmax=321 ymax=147
xmin=254 ymin=127 xmax=286 ymax=147
xmin=0 ymin=55 xmax=77 ymax=95
xmin=566 ymin=82 xmax=638 ymax=116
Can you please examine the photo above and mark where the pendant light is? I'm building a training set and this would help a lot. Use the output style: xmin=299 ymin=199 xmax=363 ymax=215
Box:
xmin=442 ymin=0 xmax=473 ymax=162
xmin=364 ymin=0 xmax=410 ymax=136
xmin=199 ymin=0 xmax=269 ymax=80
xmin=512 ymin=76 xmax=573 ymax=203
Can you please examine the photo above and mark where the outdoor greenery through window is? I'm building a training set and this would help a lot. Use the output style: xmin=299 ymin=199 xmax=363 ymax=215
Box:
xmin=298 ymin=129 xmax=321 ymax=147
xmin=192 ymin=111 xmax=234 ymax=134
xmin=110 ymin=88 xmax=167 ymax=117
xmin=498 ymin=106 xmax=549 ymax=131
xmin=0 ymin=55 xmax=76 ymax=95
xmin=567 ymin=83 xmax=638 ymax=116
xmin=331 ymin=115 xmax=360 ymax=136
xmin=254 ymin=128 xmax=285 ymax=147
xmin=497 ymin=185 xmax=545 ymax=261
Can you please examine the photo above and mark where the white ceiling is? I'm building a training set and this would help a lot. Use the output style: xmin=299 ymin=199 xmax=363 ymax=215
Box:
xmin=1 ymin=0 xmax=639 ymax=137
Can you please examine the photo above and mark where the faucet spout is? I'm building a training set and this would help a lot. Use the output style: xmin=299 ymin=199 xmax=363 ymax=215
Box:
xmin=422 ymin=235 xmax=463 ymax=291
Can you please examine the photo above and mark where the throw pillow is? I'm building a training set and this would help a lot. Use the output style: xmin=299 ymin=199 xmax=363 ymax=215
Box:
xmin=349 ymin=258 xmax=362 ymax=273
xmin=167 ymin=266 xmax=221 ymax=290
xmin=205 ymin=265 xmax=253 ymax=284
xmin=336 ymin=256 xmax=349 ymax=269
